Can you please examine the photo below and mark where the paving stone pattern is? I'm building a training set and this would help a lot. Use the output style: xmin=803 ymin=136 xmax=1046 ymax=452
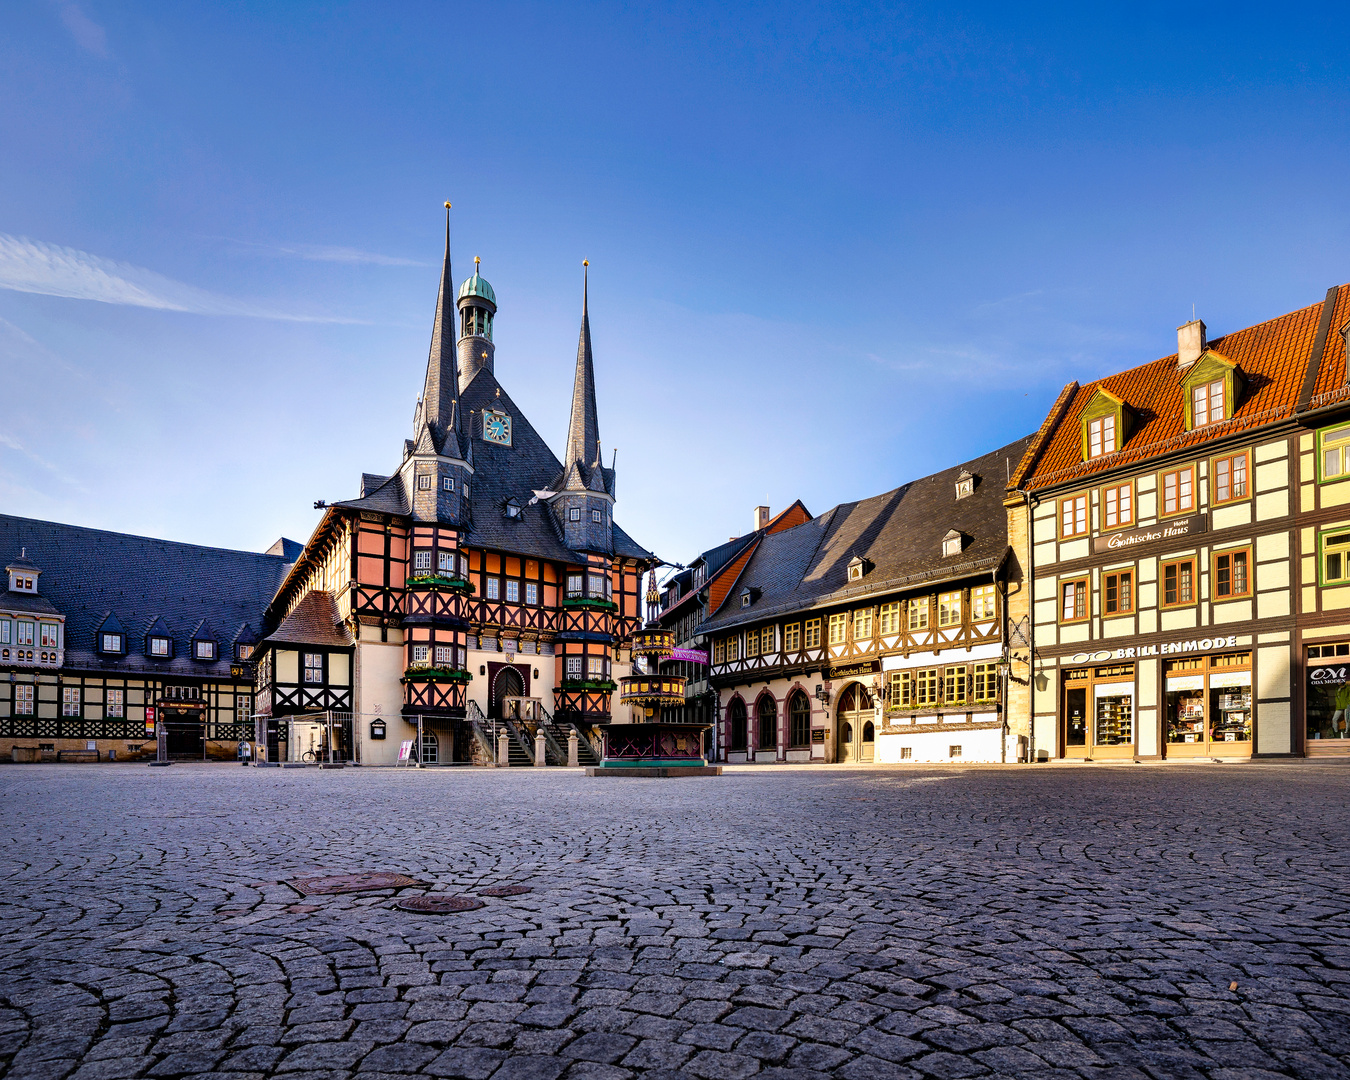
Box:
xmin=1 ymin=762 xmax=1349 ymax=1080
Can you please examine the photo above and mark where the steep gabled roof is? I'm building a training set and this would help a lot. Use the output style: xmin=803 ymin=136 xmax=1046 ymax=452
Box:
xmin=261 ymin=590 xmax=352 ymax=649
xmin=1019 ymin=287 xmax=1349 ymax=492
xmin=702 ymin=435 xmax=1034 ymax=633
xmin=416 ymin=206 xmax=463 ymax=458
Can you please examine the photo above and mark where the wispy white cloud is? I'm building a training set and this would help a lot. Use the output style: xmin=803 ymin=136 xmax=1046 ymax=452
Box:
xmin=0 ymin=234 xmax=364 ymax=323
xmin=50 ymin=0 xmax=109 ymax=58
xmin=0 ymin=431 xmax=87 ymax=493
xmin=221 ymin=237 xmax=427 ymax=267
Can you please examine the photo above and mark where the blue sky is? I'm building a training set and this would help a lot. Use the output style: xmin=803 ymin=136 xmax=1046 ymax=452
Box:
xmin=3 ymin=2 xmax=1348 ymax=563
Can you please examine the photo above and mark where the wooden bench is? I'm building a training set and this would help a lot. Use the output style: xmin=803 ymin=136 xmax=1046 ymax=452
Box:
xmin=56 ymin=750 xmax=100 ymax=763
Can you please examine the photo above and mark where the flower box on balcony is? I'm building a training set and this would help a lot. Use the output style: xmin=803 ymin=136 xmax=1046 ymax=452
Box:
xmin=402 ymin=666 xmax=472 ymax=683
xmin=406 ymin=573 xmax=474 ymax=592
xmin=560 ymin=678 xmax=618 ymax=693
xmin=561 ymin=596 xmax=617 ymax=612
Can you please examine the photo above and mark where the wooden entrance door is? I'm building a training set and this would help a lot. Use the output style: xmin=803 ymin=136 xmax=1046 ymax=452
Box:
xmin=837 ymin=683 xmax=873 ymax=763
xmin=491 ymin=667 xmax=525 ymax=719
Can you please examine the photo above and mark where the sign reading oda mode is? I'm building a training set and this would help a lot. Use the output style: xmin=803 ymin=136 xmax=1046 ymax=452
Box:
xmin=1069 ymin=634 xmax=1240 ymax=665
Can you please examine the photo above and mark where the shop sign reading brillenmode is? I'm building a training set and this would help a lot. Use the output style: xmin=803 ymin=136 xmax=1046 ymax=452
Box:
xmin=1069 ymin=634 xmax=1240 ymax=665
xmin=1092 ymin=514 xmax=1208 ymax=554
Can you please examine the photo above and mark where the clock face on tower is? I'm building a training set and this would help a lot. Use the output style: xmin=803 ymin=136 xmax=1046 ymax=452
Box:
xmin=483 ymin=409 xmax=512 ymax=446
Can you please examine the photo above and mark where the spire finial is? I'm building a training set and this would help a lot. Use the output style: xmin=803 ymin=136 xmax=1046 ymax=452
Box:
xmin=474 ymin=255 xmax=480 ymax=272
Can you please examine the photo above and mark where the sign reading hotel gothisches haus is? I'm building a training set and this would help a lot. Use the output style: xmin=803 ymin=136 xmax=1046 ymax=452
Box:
xmin=1092 ymin=514 xmax=1208 ymax=554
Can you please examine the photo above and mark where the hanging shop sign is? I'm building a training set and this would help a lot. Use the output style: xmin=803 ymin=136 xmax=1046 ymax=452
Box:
xmin=1069 ymin=634 xmax=1240 ymax=665
xmin=671 ymin=648 xmax=709 ymax=664
xmin=1092 ymin=514 xmax=1208 ymax=554
xmin=828 ymin=659 xmax=882 ymax=679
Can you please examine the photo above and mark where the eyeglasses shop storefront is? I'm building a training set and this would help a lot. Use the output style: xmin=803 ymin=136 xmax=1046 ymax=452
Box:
xmin=1058 ymin=634 xmax=1260 ymax=760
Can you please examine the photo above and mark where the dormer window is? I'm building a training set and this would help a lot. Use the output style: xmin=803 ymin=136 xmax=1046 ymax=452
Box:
xmin=100 ymin=632 xmax=124 ymax=654
xmin=193 ymin=640 xmax=217 ymax=660
xmin=1087 ymin=415 xmax=1116 ymax=458
xmin=942 ymin=530 xmax=963 ymax=557
xmin=149 ymin=636 xmax=171 ymax=657
xmin=236 ymin=643 xmax=254 ymax=661
xmin=955 ymin=470 xmax=976 ymax=499
xmin=739 ymin=586 xmax=761 ymax=608
xmin=847 ymin=556 xmax=871 ymax=582
xmin=1079 ymin=388 xmax=1130 ymax=462
xmin=1180 ymin=350 xmax=1244 ymax=432
xmin=504 ymin=498 xmax=523 ymax=519
xmin=442 ymin=475 xmax=454 ymax=492
xmin=417 ymin=474 xmax=432 ymax=491
xmin=1192 ymin=379 xmax=1225 ymax=426
xmin=569 ymin=507 xmax=581 ymax=522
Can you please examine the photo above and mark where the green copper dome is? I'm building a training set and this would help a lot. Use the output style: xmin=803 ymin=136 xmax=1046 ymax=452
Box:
xmin=457 ymin=271 xmax=496 ymax=306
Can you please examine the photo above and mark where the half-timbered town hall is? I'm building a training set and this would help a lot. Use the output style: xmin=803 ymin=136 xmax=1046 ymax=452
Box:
xmin=253 ymin=213 xmax=651 ymax=765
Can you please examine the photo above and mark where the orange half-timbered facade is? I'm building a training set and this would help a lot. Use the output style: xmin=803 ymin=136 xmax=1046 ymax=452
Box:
xmin=253 ymin=219 xmax=651 ymax=764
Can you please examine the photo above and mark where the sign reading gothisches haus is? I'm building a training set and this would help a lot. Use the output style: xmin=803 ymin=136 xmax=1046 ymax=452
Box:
xmin=1092 ymin=514 xmax=1208 ymax=554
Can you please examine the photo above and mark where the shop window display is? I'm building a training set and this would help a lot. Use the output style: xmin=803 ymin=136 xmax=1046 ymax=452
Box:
xmin=1307 ymin=642 xmax=1350 ymax=745
xmin=1164 ymin=653 xmax=1252 ymax=754
xmin=1063 ymin=664 xmax=1134 ymax=756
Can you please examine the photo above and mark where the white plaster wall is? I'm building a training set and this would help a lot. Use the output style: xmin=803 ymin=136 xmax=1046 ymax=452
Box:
xmin=355 ymin=639 xmax=411 ymax=765
xmin=875 ymin=726 xmax=1001 ymax=763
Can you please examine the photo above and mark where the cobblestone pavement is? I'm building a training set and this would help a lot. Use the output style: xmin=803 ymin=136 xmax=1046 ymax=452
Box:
xmin=2 ymin=763 xmax=1350 ymax=1080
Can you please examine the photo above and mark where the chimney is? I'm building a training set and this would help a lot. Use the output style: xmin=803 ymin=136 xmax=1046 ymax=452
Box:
xmin=753 ymin=505 xmax=771 ymax=531
xmin=1177 ymin=318 xmax=1207 ymax=370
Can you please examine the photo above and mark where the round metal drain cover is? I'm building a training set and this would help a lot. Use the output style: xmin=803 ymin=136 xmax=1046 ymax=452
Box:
xmin=291 ymin=871 xmax=423 ymax=896
xmin=396 ymin=894 xmax=484 ymax=914
xmin=480 ymin=885 xmax=533 ymax=897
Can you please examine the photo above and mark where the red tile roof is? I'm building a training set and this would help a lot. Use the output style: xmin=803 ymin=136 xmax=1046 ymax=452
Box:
xmin=1017 ymin=286 xmax=1348 ymax=492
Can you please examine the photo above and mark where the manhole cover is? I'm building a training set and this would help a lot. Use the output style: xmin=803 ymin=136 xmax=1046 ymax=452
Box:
xmin=395 ymin=895 xmax=484 ymax=914
xmin=480 ymin=885 xmax=533 ymax=897
xmin=291 ymin=872 xmax=422 ymax=896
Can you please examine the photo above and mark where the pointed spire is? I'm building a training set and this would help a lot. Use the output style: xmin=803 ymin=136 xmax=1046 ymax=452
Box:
xmin=419 ymin=201 xmax=460 ymax=455
xmin=565 ymin=260 xmax=601 ymax=480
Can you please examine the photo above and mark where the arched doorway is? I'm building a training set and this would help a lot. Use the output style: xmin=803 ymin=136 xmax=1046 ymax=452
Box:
xmin=837 ymin=683 xmax=874 ymax=763
xmin=727 ymin=698 xmax=747 ymax=753
xmin=491 ymin=666 xmax=525 ymax=719
xmin=757 ymin=694 xmax=778 ymax=754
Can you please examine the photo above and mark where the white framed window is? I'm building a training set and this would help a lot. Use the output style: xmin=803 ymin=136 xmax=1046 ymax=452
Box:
xmin=588 ymin=573 xmax=605 ymax=597
xmin=303 ymin=653 xmax=323 ymax=683
xmin=194 ymin=641 xmax=215 ymax=660
xmin=236 ymin=643 xmax=253 ymax=660
xmin=62 ymin=686 xmax=80 ymax=717
xmin=149 ymin=636 xmax=169 ymax=656
xmin=412 ymin=644 xmax=429 ymax=664
xmin=101 ymin=632 xmax=122 ymax=653
xmin=937 ymin=592 xmax=962 ymax=627
xmin=588 ymin=656 xmax=606 ymax=678
xmin=438 ymin=551 xmax=454 ymax=571
xmin=1087 ymin=415 xmax=1116 ymax=458
xmin=417 ymin=474 xmax=432 ymax=490
xmin=505 ymin=580 xmax=520 ymax=603
xmin=485 ymin=577 xmax=500 ymax=600
xmin=566 ymin=656 xmax=583 ymax=678
xmin=525 ymin=582 xmax=538 ymax=605
xmin=1192 ymin=379 xmax=1225 ymax=427
xmin=828 ymin=614 xmax=847 ymax=645
xmin=853 ymin=609 xmax=872 ymax=639
xmin=414 ymin=550 xmax=432 ymax=570
xmin=235 ymin=696 xmax=249 ymax=725
xmin=434 ymin=645 xmax=453 ymax=665
xmin=107 ymin=689 xmax=124 ymax=718
xmin=566 ymin=573 xmax=583 ymax=596
xmin=592 ymin=508 xmax=602 ymax=523
xmin=0 ymin=620 xmax=9 ymax=644
xmin=971 ymin=585 xmax=996 ymax=620
xmin=15 ymin=685 xmax=34 ymax=714
xmin=569 ymin=507 xmax=581 ymax=522
xmin=442 ymin=475 xmax=454 ymax=492
xmin=40 ymin=623 xmax=59 ymax=648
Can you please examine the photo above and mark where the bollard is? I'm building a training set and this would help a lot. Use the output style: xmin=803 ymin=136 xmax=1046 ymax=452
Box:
xmin=497 ymin=732 xmax=510 ymax=767
xmin=534 ymin=730 xmax=547 ymax=766
xmin=567 ymin=730 xmax=579 ymax=767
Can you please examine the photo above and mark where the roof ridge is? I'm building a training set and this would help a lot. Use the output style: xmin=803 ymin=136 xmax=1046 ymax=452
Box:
xmin=0 ymin=514 xmax=287 ymax=562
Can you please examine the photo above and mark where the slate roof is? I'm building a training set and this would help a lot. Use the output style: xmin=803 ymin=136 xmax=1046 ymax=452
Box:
xmin=1016 ymin=286 xmax=1350 ymax=492
xmin=0 ymin=514 xmax=294 ymax=678
xmin=260 ymin=590 xmax=353 ymax=648
xmin=701 ymin=436 xmax=1035 ymax=633
xmin=333 ymin=472 xmax=410 ymax=516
